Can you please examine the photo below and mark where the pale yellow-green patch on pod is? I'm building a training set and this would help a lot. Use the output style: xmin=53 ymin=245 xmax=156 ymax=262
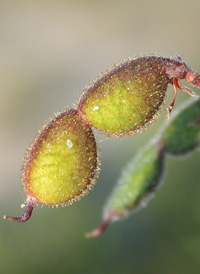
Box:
xmin=162 ymin=98 xmax=200 ymax=155
xmin=4 ymin=109 xmax=99 ymax=223
xmin=86 ymin=142 xmax=165 ymax=238
xmin=78 ymin=55 xmax=200 ymax=138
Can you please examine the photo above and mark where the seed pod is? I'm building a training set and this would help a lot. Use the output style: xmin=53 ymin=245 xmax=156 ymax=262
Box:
xmin=4 ymin=109 xmax=99 ymax=222
xmin=162 ymin=98 xmax=200 ymax=155
xmin=86 ymin=142 xmax=165 ymax=238
xmin=78 ymin=55 xmax=200 ymax=137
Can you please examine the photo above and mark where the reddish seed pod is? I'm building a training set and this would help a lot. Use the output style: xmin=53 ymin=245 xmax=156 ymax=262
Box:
xmin=4 ymin=109 xmax=99 ymax=223
xmin=78 ymin=55 xmax=200 ymax=137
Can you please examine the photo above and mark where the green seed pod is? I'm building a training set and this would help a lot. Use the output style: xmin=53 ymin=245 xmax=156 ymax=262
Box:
xmin=4 ymin=109 xmax=99 ymax=223
xmin=78 ymin=55 xmax=200 ymax=137
xmin=86 ymin=142 xmax=165 ymax=238
xmin=162 ymin=98 xmax=200 ymax=155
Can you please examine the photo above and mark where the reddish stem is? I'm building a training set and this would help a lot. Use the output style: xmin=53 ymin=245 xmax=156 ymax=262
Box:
xmin=3 ymin=198 xmax=35 ymax=223
xmin=85 ymin=216 xmax=112 ymax=239
xmin=167 ymin=77 xmax=178 ymax=119
xmin=193 ymin=75 xmax=200 ymax=88
xmin=186 ymin=70 xmax=200 ymax=88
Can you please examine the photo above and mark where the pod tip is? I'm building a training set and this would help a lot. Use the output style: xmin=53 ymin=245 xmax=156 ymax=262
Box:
xmin=3 ymin=198 xmax=35 ymax=223
xmin=85 ymin=217 xmax=112 ymax=239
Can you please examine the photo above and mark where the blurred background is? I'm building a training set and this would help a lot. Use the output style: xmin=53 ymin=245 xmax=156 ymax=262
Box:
xmin=1 ymin=0 xmax=200 ymax=273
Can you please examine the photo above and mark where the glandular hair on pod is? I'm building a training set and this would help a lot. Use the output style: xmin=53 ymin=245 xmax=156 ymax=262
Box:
xmin=4 ymin=108 xmax=99 ymax=223
xmin=78 ymin=55 xmax=200 ymax=138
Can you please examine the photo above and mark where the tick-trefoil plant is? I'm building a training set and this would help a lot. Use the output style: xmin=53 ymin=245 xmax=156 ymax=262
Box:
xmin=4 ymin=55 xmax=200 ymax=236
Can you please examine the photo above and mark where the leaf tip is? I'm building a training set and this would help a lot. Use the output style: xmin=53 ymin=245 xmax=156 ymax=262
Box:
xmin=85 ymin=218 xmax=111 ymax=239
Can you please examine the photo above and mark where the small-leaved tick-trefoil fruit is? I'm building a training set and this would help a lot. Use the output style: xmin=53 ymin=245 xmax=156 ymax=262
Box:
xmin=86 ymin=142 xmax=165 ymax=238
xmin=4 ymin=109 xmax=98 ymax=223
xmin=162 ymin=98 xmax=200 ymax=155
xmin=78 ymin=55 xmax=200 ymax=138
